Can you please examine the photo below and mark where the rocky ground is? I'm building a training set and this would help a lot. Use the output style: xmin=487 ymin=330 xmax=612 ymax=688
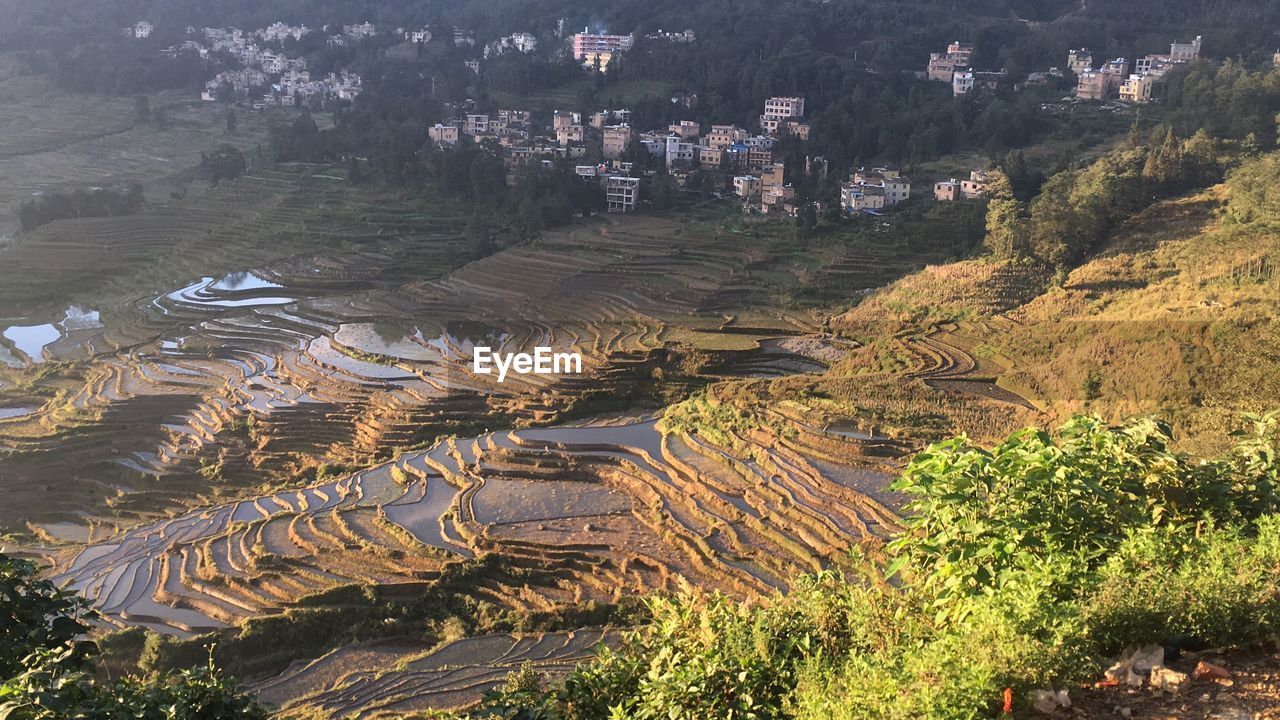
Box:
xmin=1056 ymin=650 xmax=1280 ymax=719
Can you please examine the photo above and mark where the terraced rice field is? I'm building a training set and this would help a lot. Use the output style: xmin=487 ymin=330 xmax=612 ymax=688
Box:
xmin=252 ymin=629 xmax=619 ymax=717
xmin=48 ymin=415 xmax=898 ymax=636
xmin=0 ymin=189 xmax=866 ymax=536
xmin=0 ymin=68 xmax=281 ymax=237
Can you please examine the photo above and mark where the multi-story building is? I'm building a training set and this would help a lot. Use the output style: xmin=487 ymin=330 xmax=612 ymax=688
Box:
xmin=1102 ymin=58 xmax=1131 ymax=78
xmin=1076 ymin=71 xmax=1110 ymax=100
xmin=638 ymin=133 xmax=667 ymax=159
xmin=556 ymin=124 xmax=584 ymax=145
xmin=452 ymin=28 xmax=476 ymax=46
xmin=261 ymin=22 xmax=309 ymax=42
xmin=1077 ymin=60 xmax=1128 ymax=101
xmin=746 ymin=147 xmax=774 ymax=171
xmin=760 ymin=163 xmax=785 ymax=189
xmin=762 ymin=185 xmax=796 ymax=214
xmin=734 ymin=175 xmax=762 ymax=199
xmin=843 ymin=166 xmax=911 ymax=213
xmin=934 ymin=179 xmax=962 ymax=202
xmin=606 ymin=176 xmax=640 ymax=213
xmin=1119 ymin=73 xmax=1155 ymax=103
xmin=573 ymin=29 xmax=634 ymax=68
xmin=1136 ymin=35 xmax=1203 ymax=78
xmin=764 ymin=96 xmax=805 ymax=119
xmin=499 ymin=109 xmax=531 ymax=127
xmin=464 ymin=114 xmax=490 ymax=136
xmin=842 ymin=184 xmax=886 ymax=212
xmin=553 ymin=111 xmax=581 ymax=130
xmin=961 ymin=170 xmax=988 ymax=198
xmin=706 ymin=125 xmax=747 ymax=150
xmin=428 ymin=124 xmax=460 ymax=146
xmin=1067 ymin=49 xmax=1093 ymax=75
xmin=665 ymin=135 xmax=697 ymax=169
xmin=128 ymin=21 xmax=154 ymax=39
xmin=573 ymin=30 xmax=634 ymax=59
xmin=602 ymin=124 xmax=633 ymax=160
xmin=1169 ymin=35 xmax=1203 ymax=62
xmin=698 ymin=146 xmax=723 ymax=170
xmin=760 ymin=96 xmax=806 ymax=135
xmin=669 ymin=121 xmax=700 ymax=140
xmin=935 ymin=170 xmax=987 ymax=201
xmin=405 ymin=28 xmax=432 ymax=44
xmin=781 ymin=120 xmax=811 ymax=140
xmin=591 ymin=109 xmax=632 ymax=129
xmin=954 ymin=70 xmax=1007 ymax=96
xmin=927 ymin=41 xmax=975 ymax=82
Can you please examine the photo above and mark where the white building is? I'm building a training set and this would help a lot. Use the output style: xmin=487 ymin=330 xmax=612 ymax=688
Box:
xmin=606 ymin=176 xmax=640 ymax=213
xmin=128 ymin=21 xmax=154 ymax=39
xmin=405 ymin=28 xmax=433 ymax=44
xmin=260 ymin=22 xmax=309 ymax=42
xmin=734 ymin=175 xmax=762 ymax=199
xmin=344 ymin=22 xmax=377 ymax=39
xmin=464 ymin=114 xmax=491 ymax=136
xmin=665 ymin=135 xmax=697 ymax=169
xmin=429 ymin=124 xmax=460 ymax=146
xmin=1119 ymin=73 xmax=1155 ymax=103
xmin=763 ymin=96 xmax=805 ymax=118
xmin=843 ymin=166 xmax=911 ymax=213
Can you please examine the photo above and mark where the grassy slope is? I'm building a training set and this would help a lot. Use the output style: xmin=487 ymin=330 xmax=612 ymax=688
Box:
xmin=831 ymin=179 xmax=1279 ymax=453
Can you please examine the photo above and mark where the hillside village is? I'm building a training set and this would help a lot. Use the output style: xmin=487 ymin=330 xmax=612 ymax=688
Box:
xmin=113 ymin=14 xmax=1234 ymax=221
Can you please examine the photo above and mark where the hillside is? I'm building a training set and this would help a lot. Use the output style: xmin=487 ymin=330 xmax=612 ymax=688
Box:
xmin=834 ymin=154 xmax=1280 ymax=452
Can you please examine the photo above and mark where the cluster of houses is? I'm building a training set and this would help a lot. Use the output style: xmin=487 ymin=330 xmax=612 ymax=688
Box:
xmin=926 ymin=41 xmax=1010 ymax=97
xmin=426 ymin=97 xmax=827 ymax=215
xmin=1071 ymin=35 xmax=1202 ymax=103
xmin=927 ymin=34 xmax=1204 ymax=103
xmin=484 ymin=32 xmax=538 ymax=58
xmin=137 ymin=17 xmax=500 ymax=108
xmin=932 ymin=171 xmax=989 ymax=202
xmin=190 ymin=26 xmax=362 ymax=107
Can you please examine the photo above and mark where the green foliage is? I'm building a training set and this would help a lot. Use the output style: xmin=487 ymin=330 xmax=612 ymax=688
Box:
xmin=200 ymin=144 xmax=247 ymax=187
xmin=993 ymin=131 xmax=1223 ymax=267
xmin=0 ymin=557 xmax=91 ymax=679
xmin=982 ymin=170 xmax=1028 ymax=260
xmin=888 ymin=414 xmax=1280 ymax=616
xmin=1225 ymin=151 xmax=1280 ymax=228
xmin=17 ymin=185 xmax=145 ymax=233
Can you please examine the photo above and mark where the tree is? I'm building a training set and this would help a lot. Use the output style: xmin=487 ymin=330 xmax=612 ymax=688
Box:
xmin=983 ymin=170 xmax=1028 ymax=260
xmin=133 ymin=95 xmax=150 ymax=123
xmin=200 ymin=145 xmax=246 ymax=186
xmin=648 ymin=169 xmax=677 ymax=210
xmin=797 ymin=203 xmax=818 ymax=237
xmin=225 ymin=109 xmax=238 ymax=135
xmin=463 ymin=213 xmax=496 ymax=258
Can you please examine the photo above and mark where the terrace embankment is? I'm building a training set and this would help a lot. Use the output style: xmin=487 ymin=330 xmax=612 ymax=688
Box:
xmin=252 ymin=628 xmax=619 ymax=718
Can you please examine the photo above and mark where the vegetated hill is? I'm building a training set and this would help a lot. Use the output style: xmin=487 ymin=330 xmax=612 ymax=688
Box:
xmin=836 ymin=151 xmax=1280 ymax=453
